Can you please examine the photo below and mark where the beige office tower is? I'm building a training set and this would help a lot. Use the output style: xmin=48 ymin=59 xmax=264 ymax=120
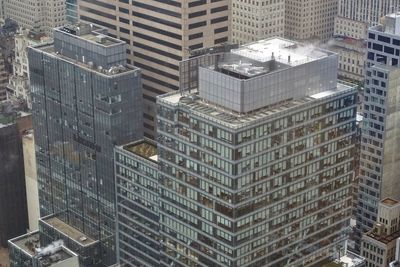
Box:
xmin=285 ymin=0 xmax=338 ymax=42
xmin=231 ymin=0 xmax=284 ymax=44
xmin=4 ymin=0 xmax=66 ymax=36
xmin=79 ymin=0 xmax=231 ymax=138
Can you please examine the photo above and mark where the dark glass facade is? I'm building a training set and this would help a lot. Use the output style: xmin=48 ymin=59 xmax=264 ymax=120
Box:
xmin=26 ymin=24 xmax=143 ymax=266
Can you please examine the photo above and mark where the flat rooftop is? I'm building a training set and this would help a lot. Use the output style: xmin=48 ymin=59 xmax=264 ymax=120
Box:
xmin=232 ymin=38 xmax=330 ymax=66
xmin=37 ymin=246 xmax=76 ymax=267
xmin=56 ymin=24 xmax=122 ymax=47
xmin=9 ymin=231 xmax=40 ymax=256
xmin=123 ymin=140 xmax=158 ymax=163
xmin=41 ymin=217 xmax=96 ymax=247
xmin=207 ymin=38 xmax=332 ymax=79
xmin=159 ymin=82 xmax=355 ymax=130
xmin=36 ymin=44 xmax=137 ymax=77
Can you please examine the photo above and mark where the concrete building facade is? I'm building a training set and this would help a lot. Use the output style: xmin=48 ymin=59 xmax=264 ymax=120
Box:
xmin=356 ymin=13 xmax=400 ymax=250
xmin=285 ymin=0 xmax=338 ymax=42
xmin=4 ymin=0 xmax=66 ymax=36
xmin=231 ymin=0 xmax=284 ymax=44
xmin=7 ymin=30 xmax=50 ymax=108
xmin=78 ymin=0 xmax=231 ymax=139
xmin=156 ymin=38 xmax=357 ymax=266
xmin=361 ymin=198 xmax=400 ymax=267
xmin=0 ymin=53 xmax=7 ymax=102
xmin=331 ymin=0 xmax=400 ymax=83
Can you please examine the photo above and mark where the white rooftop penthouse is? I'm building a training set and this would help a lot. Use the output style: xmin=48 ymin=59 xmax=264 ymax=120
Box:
xmin=198 ymin=37 xmax=339 ymax=113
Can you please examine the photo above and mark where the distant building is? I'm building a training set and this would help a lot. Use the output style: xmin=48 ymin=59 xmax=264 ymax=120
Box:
xmin=66 ymin=0 xmax=77 ymax=23
xmin=7 ymin=30 xmax=50 ymax=108
xmin=4 ymin=0 xmax=66 ymax=36
xmin=331 ymin=0 xmax=400 ymax=82
xmin=285 ymin=0 xmax=338 ymax=41
xmin=0 ymin=53 xmax=8 ymax=102
xmin=361 ymin=198 xmax=400 ymax=267
xmin=0 ymin=106 xmax=30 ymax=247
xmin=231 ymin=0 xmax=284 ymax=44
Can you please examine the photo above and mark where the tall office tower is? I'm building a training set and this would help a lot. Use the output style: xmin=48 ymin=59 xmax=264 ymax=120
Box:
xmin=7 ymin=30 xmax=50 ymax=108
xmin=0 ymin=107 xmax=30 ymax=247
xmin=16 ymin=23 xmax=143 ymax=266
xmin=231 ymin=0 xmax=284 ymax=44
xmin=356 ymin=13 xmax=400 ymax=251
xmin=285 ymin=0 xmax=338 ymax=42
xmin=114 ymin=140 xmax=160 ymax=266
xmin=78 ymin=0 xmax=231 ymax=138
xmin=361 ymin=198 xmax=400 ymax=267
xmin=157 ymin=38 xmax=357 ymax=266
xmin=0 ymin=53 xmax=7 ymax=102
xmin=4 ymin=0 xmax=66 ymax=36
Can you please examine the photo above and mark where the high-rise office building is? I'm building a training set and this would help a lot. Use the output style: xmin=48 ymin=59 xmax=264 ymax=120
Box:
xmin=356 ymin=13 xmax=400 ymax=250
xmin=4 ymin=0 xmax=66 ymax=36
xmin=9 ymin=23 xmax=143 ymax=266
xmin=78 ymin=0 xmax=231 ymax=138
xmin=285 ymin=0 xmax=338 ymax=41
xmin=231 ymin=0 xmax=284 ymax=44
xmin=156 ymin=37 xmax=357 ymax=266
xmin=330 ymin=0 xmax=400 ymax=82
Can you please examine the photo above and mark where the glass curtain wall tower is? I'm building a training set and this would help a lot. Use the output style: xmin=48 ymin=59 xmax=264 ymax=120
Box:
xmin=24 ymin=23 xmax=143 ymax=266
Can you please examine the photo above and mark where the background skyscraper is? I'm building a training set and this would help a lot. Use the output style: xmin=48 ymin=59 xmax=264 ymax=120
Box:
xmin=231 ymin=0 xmax=285 ymax=44
xmin=356 ymin=13 xmax=400 ymax=250
xmin=285 ymin=0 xmax=338 ymax=41
xmin=330 ymin=0 xmax=400 ymax=82
xmin=4 ymin=0 xmax=66 ymax=36
xmin=78 ymin=0 xmax=231 ymax=138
